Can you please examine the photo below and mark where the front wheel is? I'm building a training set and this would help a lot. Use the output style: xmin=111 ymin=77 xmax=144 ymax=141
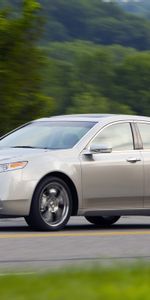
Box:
xmin=25 ymin=177 xmax=72 ymax=231
xmin=85 ymin=216 xmax=120 ymax=226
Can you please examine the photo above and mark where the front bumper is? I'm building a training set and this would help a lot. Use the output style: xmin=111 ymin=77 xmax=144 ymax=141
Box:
xmin=0 ymin=199 xmax=30 ymax=216
xmin=0 ymin=170 xmax=37 ymax=216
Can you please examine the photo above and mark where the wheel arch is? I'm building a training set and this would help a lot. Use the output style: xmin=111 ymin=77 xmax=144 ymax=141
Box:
xmin=30 ymin=172 xmax=79 ymax=216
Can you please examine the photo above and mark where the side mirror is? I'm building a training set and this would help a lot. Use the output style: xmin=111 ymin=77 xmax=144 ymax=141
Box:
xmin=90 ymin=144 xmax=112 ymax=154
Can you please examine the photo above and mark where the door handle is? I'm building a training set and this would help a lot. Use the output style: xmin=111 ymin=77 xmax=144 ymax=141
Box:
xmin=127 ymin=157 xmax=141 ymax=163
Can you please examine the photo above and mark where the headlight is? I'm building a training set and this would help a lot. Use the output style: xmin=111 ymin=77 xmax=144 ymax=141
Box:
xmin=0 ymin=161 xmax=28 ymax=173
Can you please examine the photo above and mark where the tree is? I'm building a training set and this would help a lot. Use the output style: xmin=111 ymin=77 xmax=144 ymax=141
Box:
xmin=67 ymin=90 xmax=133 ymax=115
xmin=1 ymin=0 xmax=150 ymax=49
xmin=0 ymin=0 xmax=56 ymax=134
xmin=43 ymin=42 xmax=138 ymax=116
xmin=114 ymin=52 xmax=150 ymax=115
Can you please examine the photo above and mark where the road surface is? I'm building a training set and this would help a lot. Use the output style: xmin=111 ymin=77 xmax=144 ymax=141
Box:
xmin=0 ymin=216 xmax=150 ymax=273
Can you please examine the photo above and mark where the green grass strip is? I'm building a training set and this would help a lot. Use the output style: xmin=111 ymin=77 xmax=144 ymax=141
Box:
xmin=0 ymin=265 xmax=150 ymax=300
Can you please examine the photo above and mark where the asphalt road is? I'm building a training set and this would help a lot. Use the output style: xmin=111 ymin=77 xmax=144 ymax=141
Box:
xmin=0 ymin=216 xmax=150 ymax=273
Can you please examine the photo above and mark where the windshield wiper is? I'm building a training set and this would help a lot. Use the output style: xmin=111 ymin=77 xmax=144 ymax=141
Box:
xmin=11 ymin=146 xmax=36 ymax=149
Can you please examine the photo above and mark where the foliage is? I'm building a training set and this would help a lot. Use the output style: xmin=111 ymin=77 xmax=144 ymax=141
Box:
xmin=2 ymin=0 xmax=150 ymax=50
xmin=0 ymin=0 xmax=56 ymax=134
xmin=0 ymin=1 xmax=150 ymax=135
xmin=1 ymin=266 xmax=150 ymax=299
xmin=114 ymin=52 xmax=150 ymax=115
xmin=43 ymin=41 xmax=150 ymax=117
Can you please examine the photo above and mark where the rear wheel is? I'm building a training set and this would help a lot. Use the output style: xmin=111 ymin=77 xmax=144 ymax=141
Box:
xmin=85 ymin=216 xmax=120 ymax=226
xmin=25 ymin=176 xmax=72 ymax=231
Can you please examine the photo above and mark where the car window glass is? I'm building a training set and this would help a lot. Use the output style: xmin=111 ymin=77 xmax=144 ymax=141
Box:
xmin=137 ymin=123 xmax=150 ymax=149
xmin=91 ymin=123 xmax=133 ymax=151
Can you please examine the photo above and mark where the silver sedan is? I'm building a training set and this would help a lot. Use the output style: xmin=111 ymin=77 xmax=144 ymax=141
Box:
xmin=0 ymin=114 xmax=150 ymax=231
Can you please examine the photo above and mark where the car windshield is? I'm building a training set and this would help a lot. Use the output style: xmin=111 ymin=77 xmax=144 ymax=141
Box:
xmin=0 ymin=121 xmax=96 ymax=150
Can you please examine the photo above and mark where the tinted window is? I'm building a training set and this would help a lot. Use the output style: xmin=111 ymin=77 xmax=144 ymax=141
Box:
xmin=138 ymin=123 xmax=150 ymax=149
xmin=91 ymin=123 xmax=133 ymax=151
xmin=0 ymin=121 xmax=96 ymax=150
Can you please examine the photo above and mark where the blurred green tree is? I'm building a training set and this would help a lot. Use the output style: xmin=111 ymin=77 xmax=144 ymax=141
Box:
xmin=114 ymin=52 xmax=150 ymax=116
xmin=1 ymin=0 xmax=150 ymax=50
xmin=43 ymin=42 xmax=141 ymax=116
xmin=67 ymin=90 xmax=133 ymax=115
xmin=0 ymin=0 xmax=56 ymax=135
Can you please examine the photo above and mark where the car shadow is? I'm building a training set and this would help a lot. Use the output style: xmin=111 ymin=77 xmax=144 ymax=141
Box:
xmin=0 ymin=225 xmax=30 ymax=232
xmin=0 ymin=222 xmax=150 ymax=232
xmin=64 ymin=223 xmax=150 ymax=232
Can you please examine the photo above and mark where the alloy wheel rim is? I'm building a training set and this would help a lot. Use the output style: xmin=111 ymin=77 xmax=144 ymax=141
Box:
xmin=39 ymin=182 xmax=69 ymax=227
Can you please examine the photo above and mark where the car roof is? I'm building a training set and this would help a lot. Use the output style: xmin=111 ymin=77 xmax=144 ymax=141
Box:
xmin=35 ymin=114 xmax=150 ymax=123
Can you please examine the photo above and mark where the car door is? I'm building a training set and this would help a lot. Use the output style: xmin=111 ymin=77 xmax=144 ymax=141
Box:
xmin=136 ymin=122 xmax=150 ymax=208
xmin=81 ymin=122 xmax=144 ymax=211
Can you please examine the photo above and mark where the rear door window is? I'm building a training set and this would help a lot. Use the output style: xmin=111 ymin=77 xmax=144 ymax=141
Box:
xmin=137 ymin=123 xmax=150 ymax=149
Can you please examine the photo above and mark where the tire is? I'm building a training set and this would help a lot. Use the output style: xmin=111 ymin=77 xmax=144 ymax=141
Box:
xmin=85 ymin=216 xmax=120 ymax=226
xmin=25 ymin=176 xmax=72 ymax=231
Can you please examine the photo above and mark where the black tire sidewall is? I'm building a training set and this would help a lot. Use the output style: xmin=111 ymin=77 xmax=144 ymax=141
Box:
xmin=85 ymin=216 xmax=120 ymax=226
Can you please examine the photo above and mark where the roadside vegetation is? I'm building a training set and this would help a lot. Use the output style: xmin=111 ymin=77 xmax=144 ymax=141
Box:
xmin=0 ymin=266 xmax=150 ymax=299
xmin=2 ymin=0 xmax=150 ymax=50
xmin=0 ymin=0 xmax=150 ymax=135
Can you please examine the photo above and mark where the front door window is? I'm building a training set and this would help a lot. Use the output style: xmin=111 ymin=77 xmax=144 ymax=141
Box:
xmin=90 ymin=122 xmax=134 ymax=151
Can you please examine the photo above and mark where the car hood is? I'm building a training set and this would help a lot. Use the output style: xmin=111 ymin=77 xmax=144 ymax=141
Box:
xmin=0 ymin=148 xmax=52 ymax=162
xmin=0 ymin=147 xmax=74 ymax=163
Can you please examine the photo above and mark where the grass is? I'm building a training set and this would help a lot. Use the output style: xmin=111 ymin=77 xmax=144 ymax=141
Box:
xmin=0 ymin=265 xmax=150 ymax=299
